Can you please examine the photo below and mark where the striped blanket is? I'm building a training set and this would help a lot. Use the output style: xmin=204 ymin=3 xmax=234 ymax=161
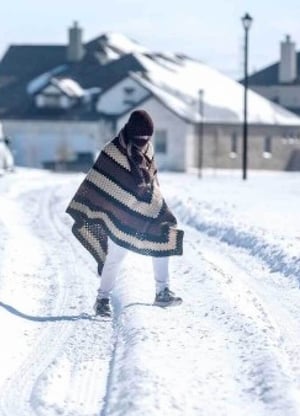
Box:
xmin=66 ymin=136 xmax=184 ymax=273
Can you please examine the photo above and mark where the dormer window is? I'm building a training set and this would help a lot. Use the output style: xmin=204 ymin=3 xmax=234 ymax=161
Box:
xmin=32 ymin=77 xmax=84 ymax=110
xmin=36 ymin=92 xmax=64 ymax=108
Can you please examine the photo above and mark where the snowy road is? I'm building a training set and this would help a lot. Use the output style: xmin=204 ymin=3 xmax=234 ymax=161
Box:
xmin=0 ymin=169 xmax=300 ymax=416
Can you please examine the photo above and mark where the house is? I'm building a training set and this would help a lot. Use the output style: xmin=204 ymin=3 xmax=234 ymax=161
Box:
xmin=243 ymin=35 xmax=300 ymax=170
xmin=246 ymin=35 xmax=300 ymax=116
xmin=1 ymin=22 xmax=300 ymax=172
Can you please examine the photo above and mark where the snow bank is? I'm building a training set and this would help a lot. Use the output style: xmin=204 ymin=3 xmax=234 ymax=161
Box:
xmin=172 ymin=197 xmax=300 ymax=280
xmin=161 ymin=171 xmax=300 ymax=283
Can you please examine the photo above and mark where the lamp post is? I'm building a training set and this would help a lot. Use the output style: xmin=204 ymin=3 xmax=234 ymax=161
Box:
xmin=241 ymin=12 xmax=253 ymax=180
xmin=198 ymin=89 xmax=204 ymax=178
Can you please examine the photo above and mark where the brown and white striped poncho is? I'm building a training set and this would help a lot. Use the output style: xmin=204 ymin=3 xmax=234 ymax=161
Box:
xmin=66 ymin=135 xmax=184 ymax=274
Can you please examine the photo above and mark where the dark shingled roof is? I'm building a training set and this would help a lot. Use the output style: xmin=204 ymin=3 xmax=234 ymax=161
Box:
xmin=0 ymin=39 xmax=145 ymax=120
xmin=243 ymin=52 xmax=300 ymax=86
xmin=66 ymin=53 xmax=145 ymax=91
xmin=0 ymin=45 xmax=67 ymax=80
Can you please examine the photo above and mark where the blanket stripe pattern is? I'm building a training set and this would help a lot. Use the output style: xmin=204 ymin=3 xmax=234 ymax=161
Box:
xmin=66 ymin=138 xmax=184 ymax=273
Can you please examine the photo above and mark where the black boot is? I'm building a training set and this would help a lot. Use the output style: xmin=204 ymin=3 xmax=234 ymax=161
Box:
xmin=94 ymin=298 xmax=111 ymax=317
xmin=154 ymin=288 xmax=183 ymax=307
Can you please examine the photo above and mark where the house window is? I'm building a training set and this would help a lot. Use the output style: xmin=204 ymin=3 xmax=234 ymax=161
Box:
xmin=230 ymin=132 xmax=238 ymax=158
xmin=287 ymin=131 xmax=296 ymax=143
xmin=263 ymin=136 xmax=272 ymax=158
xmin=155 ymin=130 xmax=167 ymax=154
xmin=123 ymin=86 xmax=136 ymax=106
xmin=123 ymin=86 xmax=135 ymax=95
xmin=45 ymin=95 xmax=60 ymax=107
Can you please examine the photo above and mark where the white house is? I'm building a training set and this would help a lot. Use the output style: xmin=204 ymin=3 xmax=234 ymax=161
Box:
xmin=1 ymin=23 xmax=300 ymax=171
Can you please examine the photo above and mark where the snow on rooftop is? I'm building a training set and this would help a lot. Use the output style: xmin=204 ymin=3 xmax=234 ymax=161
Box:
xmin=27 ymin=65 xmax=67 ymax=95
xmin=102 ymin=44 xmax=121 ymax=61
xmin=24 ymin=32 xmax=300 ymax=126
xmin=131 ymin=72 xmax=199 ymax=122
xmin=104 ymin=32 xmax=149 ymax=55
xmin=130 ymin=53 xmax=300 ymax=126
xmin=54 ymin=78 xmax=85 ymax=98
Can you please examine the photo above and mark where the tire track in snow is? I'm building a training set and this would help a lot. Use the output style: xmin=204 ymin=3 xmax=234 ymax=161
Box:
xmin=0 ymin=185 xmax=80 ymax=416
xmin=0 ymin=179 xmax=113 ymax=416
xmin=99 ymin=224 xmax=300 ymax=416
xmin=30 ymin=182 xmax=113 ymax=416
xmin=207 ymin=240 xmax=300 ymax=405
xmin=186 ymin=229 xmax=300 ymax=415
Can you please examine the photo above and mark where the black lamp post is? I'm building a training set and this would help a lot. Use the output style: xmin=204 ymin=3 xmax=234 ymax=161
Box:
xmin=198 ymin=89 xmax=204 ymax=178
xmin=241 ymin=12 xmax=253 ymax=180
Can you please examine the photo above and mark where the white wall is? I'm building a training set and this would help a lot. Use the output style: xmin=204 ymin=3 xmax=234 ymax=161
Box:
xmin=2 ymin=120 xmax=108 ymax=168
xmin=97 ymin=78 xmax=149 ymax=115
xmin=116 ymin=97 xmax=190 ymax=171
xmin=186 ymin=125 xmax=198 ymax=168
xmin=3 ymin=97 xmax=191 ymax=171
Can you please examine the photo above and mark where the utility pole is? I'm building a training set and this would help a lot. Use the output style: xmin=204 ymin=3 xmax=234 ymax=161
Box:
xmin=198 ymin=89 xmax=204 ymax=178
xmin=241 ymin=13 xmax=253 ymax=180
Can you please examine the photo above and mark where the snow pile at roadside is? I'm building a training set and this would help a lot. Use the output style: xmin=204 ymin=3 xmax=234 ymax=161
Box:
xmin=162 ymin=171 xmax=300 ymax=282
xmin=172 ymin=196 xmax=300 ymax=279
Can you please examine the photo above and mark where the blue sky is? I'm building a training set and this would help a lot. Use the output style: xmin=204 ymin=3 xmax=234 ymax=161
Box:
xmin=1 ymin=0 xmax=300 ymax=78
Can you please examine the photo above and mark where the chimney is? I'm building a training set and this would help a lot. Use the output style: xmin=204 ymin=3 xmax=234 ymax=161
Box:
xmin=279 ymin=34 xmax=297 ymax=83
xmin=67 ymin=21 xmax=84 ymax=62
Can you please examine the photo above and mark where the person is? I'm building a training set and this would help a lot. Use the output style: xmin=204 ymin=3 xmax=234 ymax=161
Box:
xmin=66 ymin=110 xmax=184 ymax=317
xmin=0 ymin=134 xmax=14 ymax=173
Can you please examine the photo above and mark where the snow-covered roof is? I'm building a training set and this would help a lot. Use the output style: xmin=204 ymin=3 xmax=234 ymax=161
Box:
xmin=129 ymin=53 xmax=300 ymax=126
xmin=4 ymin=31 xmax=300 ymax=125
xmin=103 ymin=32 xmax=149 ymax=55
xmin=101 ymin=44 xmax=121 ymax=61
xmin=27 ymin=65 xmax=67 ymax=95
xmin=28 ymin=72 xmax=90 ymax=101
xmin=52 ymin=78 xmax=85 ymax=98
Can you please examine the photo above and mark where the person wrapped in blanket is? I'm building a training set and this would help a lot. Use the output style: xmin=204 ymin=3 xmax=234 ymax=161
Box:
xmin=66 ymin=110 xmax=184 ymax=316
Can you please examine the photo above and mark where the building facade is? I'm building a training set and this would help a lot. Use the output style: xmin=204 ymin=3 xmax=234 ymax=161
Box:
xmin=1 ymin=23 xmax=300 ymax=172
xmin=247 ymin=35 xmax=300 ymax=116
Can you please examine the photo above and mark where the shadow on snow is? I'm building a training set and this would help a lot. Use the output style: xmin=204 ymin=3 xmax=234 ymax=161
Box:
xmin=0 ymin=301 xmax=94 ymax=322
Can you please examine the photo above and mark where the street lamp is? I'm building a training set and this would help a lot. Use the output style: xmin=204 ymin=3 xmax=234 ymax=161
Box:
xmin=241 ymin=12 xmax=253 ymax=180
xmin=198 ymin=89 xmax=204 ymax=178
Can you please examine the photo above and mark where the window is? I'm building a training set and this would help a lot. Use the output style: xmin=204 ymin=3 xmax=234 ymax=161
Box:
xmin=123 ymin=86 xmax=136 ymax=106
xmin=230 ymin=132 xmax=238 ymax=158
xmin=36 ymin=93 xmax=64 ymax=108
xmin=123 ymin=86 xmax=135 ymax=95
xmin=263 ymin=136 xmax=272 ymax=158
xmin=155 ymin=130 xmax=167 ymax=154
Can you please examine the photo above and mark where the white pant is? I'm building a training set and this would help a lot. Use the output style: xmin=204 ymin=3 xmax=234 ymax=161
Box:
xmin=98 ymin=238 xmax=170 ymax=299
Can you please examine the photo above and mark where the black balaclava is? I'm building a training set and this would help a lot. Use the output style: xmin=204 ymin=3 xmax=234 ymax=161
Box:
xmin=123 ymin=110 xmax=154 ymax=185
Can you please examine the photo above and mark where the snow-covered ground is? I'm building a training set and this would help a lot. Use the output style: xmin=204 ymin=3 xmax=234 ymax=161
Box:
xmin=0 ymin=168 xmax=299 ymax=416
